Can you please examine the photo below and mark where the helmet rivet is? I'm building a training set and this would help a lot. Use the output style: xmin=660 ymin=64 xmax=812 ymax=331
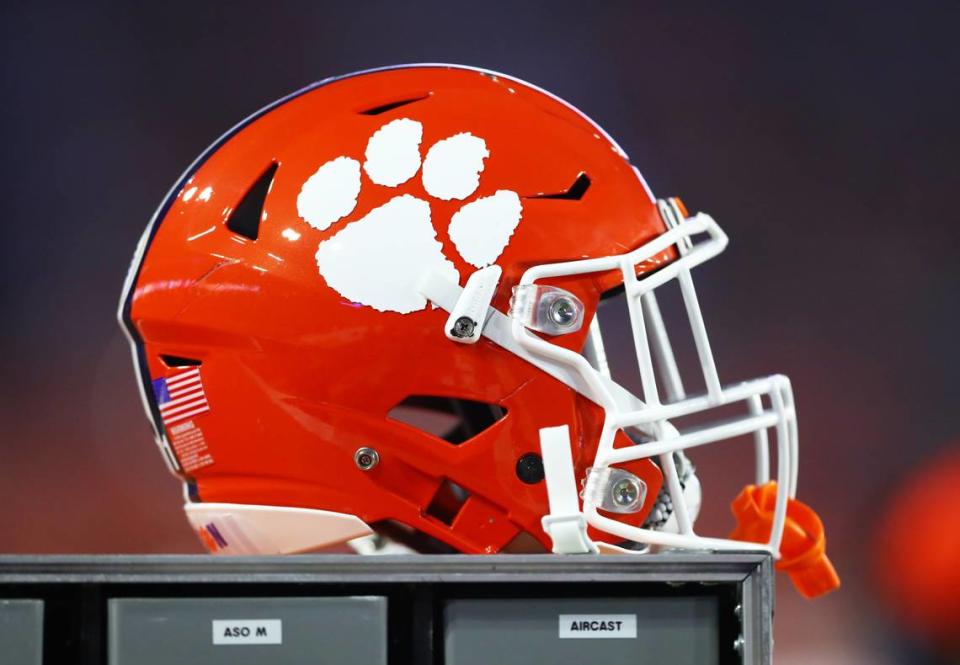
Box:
xmin=354 ymin=447 xmax=379 ymax=471
xmin=515 ymin=453 xmax=545 ymax=484
xmin=612 ymin=477 xmax=640 ymax=507
xmin=451 ymin=316 xmax=476 ymax=339
xmin=549 ymin=298 xmax=577 ymax=327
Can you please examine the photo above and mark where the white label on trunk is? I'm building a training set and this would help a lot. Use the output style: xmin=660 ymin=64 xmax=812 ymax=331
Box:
xmin=558 ymin=614 xmax=637 ymax=639
xmin=212 ymin=619 xmax=282 ymax=645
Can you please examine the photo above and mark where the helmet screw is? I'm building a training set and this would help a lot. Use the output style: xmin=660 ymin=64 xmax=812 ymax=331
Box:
xmin=354 ymin=447 xmax=380 ymax=471
xmin=549 ymin=298 xmax=577 ymax=327
xmin=611 ymin=477 xmax=641 ymax=508
xmin=451 ymin=316 xmax=476 ymax=339
xmin=733 ymin=636 xmax=745 ymax=655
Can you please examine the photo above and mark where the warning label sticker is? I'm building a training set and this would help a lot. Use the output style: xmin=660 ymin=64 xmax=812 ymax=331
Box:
xmin=167 ymin=420 xmax=214 ymax=472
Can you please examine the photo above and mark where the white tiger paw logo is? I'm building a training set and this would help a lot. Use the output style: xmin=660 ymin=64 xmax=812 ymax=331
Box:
xmin=295 ymin=118 xmax=523 ymax=314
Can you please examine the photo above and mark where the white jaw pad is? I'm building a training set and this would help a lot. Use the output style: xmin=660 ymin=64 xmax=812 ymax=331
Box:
xmin=184 ymin=502 xmax=373 ymax=555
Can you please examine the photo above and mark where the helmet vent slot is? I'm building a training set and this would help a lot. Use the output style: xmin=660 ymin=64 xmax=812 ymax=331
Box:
xmin=425 ymin=479 xmax=470 ymax=526
xmin=225 ymin=162 xmax=278 ymax=240
xmin=527 ymin=172 xmax=591 ymax=200
xmin=160 ymin=355 xmax=202 ymax=368
xmin=388 ymin=395 xmax=506 ymax=445
xmin=359 ymin=94 xmax=430 ymax=116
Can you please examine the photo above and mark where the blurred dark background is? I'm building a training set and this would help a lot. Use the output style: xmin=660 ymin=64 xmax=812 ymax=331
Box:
xmin=1 ymin=2 xmax=958 ymax=662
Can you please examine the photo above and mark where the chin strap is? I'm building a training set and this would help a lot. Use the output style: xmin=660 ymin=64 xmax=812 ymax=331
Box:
xmin=730 ymin=482 xmax=841 ymax=598
xmin=539 ymin=425 xmax=598 ymax=554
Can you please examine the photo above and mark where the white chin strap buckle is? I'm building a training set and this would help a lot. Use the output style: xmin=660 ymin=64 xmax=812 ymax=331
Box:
xmin=539 ymin=425 xmax=598 ymax=554
xmin=444 ymin=265 xmax=501 ymax=344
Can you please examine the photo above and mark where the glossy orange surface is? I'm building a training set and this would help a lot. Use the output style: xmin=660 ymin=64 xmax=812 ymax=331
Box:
xmin=730 ymin=482 xmax=840 ymax=598
xmin=128 ymin=66 xmax=673 ymax=552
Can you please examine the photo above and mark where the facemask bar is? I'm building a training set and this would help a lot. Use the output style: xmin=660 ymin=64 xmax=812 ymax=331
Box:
xmin=512 ymin=207 xmax=798 ymax=557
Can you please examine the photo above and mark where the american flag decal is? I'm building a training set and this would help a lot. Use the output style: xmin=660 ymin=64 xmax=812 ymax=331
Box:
xmin=152 ymin=367 xmax=210 ymax=426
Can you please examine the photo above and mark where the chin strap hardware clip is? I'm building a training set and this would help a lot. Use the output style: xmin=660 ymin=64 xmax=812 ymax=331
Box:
xmin=444 ymin=265 xmax=501 ymax=344
xmin=539 ymin=425 xmax=598 ymax=554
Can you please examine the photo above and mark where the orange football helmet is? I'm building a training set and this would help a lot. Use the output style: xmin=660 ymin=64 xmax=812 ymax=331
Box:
xmin=120 ymin=65 xmax=837 ymax=596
